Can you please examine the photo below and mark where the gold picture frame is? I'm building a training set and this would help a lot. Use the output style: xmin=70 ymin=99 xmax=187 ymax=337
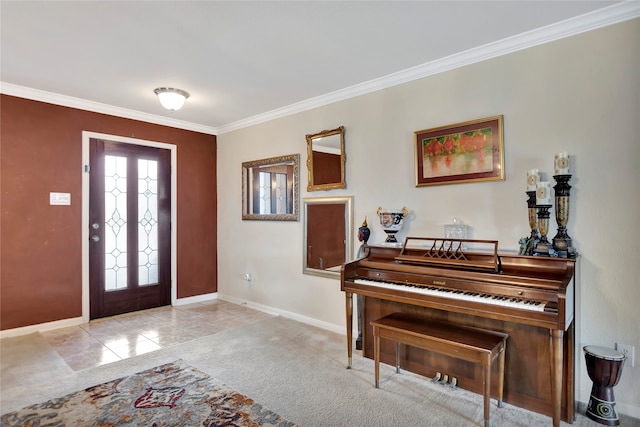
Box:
xmin=415 ymin=115 xmax=504 ymax=187
xmin=306 ymin=126 xmax=346 ymax=192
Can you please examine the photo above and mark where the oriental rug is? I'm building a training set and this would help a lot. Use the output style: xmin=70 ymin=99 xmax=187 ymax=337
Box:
xmin=0 ymin=359 xmax=296 ymax=427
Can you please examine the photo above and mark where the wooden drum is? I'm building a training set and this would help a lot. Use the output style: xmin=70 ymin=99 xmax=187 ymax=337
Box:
xmin=583 ymin=345 xmax=626 ymax=426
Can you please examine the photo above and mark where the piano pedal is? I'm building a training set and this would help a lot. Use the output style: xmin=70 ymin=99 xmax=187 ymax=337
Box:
xmin=448 ymin=376 xmax=458 ymax=389
xmin=439 ymin=374 xmax=449 ymax=385
xmin=431 ymin=372 xmax=442 ymax=383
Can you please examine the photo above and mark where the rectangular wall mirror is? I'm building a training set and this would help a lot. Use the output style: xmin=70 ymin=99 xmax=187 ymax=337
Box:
xmin=242 ymin=154 xmax=299 ymax=221
xmin=303 ymin=196 xmax=353 ymax=278
xmin=306 ymin=126 xmax=346 ymax=191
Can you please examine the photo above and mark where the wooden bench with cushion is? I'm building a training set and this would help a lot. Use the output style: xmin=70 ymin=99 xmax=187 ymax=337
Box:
xmin=371 ymin=312 xmax=508 ymax=427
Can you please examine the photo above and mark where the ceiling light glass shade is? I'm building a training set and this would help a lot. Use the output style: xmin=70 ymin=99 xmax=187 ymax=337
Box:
xmin=154 ymin=87 xmax=190 ymax=111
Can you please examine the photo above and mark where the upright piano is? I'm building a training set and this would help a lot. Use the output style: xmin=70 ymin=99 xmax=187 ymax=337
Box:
xmin=341 ymin=238 xmax=576 ymax=427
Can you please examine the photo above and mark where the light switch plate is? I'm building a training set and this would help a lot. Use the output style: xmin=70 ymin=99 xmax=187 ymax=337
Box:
xmin=50 ymin=192 xmax=71 ymax=205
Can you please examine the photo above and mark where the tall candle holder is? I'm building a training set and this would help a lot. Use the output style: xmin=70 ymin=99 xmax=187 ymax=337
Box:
xmin=552 ymin=174 xmax=576 ymax=257
xmin=533 ymin=205 xmax=554 ymax=256
xmin=526 ymin=191 xmax=539 ymax=240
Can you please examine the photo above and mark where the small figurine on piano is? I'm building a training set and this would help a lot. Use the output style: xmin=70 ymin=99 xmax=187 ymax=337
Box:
xmin=356 ymin=217 xmax=370 ymax=350
xmin=518 ymin=236 xmax=537 ymax=256
xmin=357 ymin=217 xmax=370 ymax=256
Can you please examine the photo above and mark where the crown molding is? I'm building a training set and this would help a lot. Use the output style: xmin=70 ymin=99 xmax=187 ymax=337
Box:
xmin=216 ymin=1 xmax=639 ymax=134
xmin=0 ymin=83 xmax=218 ymax=135
xmin=2 ymin=1 xmax=637 ymax=136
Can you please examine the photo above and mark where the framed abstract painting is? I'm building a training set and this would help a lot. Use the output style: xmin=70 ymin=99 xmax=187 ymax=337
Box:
xmin=415 ymin=115 xmax=504 ymax=187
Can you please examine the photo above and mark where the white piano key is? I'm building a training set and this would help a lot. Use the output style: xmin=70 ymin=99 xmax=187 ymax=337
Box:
xmin=353 ymin=278 xmax=548 ymax=312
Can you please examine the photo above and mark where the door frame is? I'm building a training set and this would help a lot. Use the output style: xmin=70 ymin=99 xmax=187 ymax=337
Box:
xmin=82 ymin=131 xmax=177 ymax=323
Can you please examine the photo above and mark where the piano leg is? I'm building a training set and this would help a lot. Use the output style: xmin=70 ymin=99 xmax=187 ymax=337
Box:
xmin=483 ymin=354 xmax=491 ymax=427
xmin=497 ymin=343 xmax=506 ymax=408
xmin=374 ymin=325 xmax=380 ymax=388
xmin=550 ymin=329 xmax=564 ymax=427
xmin=346 ymin=292 xmax=353 ymax=369
xmin=356 ymin=294 xmax=363 ymax=350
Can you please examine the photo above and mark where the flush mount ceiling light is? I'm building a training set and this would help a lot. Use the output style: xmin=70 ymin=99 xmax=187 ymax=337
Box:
xmin=154 ymin=87 xmax=190 ymax=111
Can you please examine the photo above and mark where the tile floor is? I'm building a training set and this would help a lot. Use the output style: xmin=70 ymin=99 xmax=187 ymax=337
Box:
xmin=40 ymin=300 xmax=274 ymax=371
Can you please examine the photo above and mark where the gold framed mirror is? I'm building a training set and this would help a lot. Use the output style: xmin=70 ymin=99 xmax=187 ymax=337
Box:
xmin=303 ymin=196 xmax=353 ymax=278
xmin=242 ymin=154 xmax=299 ymax=221
xmin=306 ymin=126 xmax=346 ymax=191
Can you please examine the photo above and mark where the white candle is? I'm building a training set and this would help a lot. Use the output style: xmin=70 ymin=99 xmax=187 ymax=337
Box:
xmin=527 ymin=169 xmax=540 ymax=191
xmin=554 ymin=151 xmax=570 ymax=175
xmin=536 ymin=181 xmax=552 ymax=205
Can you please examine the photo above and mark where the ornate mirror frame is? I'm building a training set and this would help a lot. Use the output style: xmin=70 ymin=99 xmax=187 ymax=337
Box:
xmin=306 ymin=126 xmax=346 ymax=191
xmin=303 ymin=196 xmax=353 ymax=278
xmin=242 ymin=154 xmax=299 ymax=221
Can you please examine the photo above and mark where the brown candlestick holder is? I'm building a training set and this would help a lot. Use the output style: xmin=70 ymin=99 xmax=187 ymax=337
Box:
xmin=533 ymin=205 xmax=554 ymax=256
xmin=552 ymin=174 xmax=576 ymax=257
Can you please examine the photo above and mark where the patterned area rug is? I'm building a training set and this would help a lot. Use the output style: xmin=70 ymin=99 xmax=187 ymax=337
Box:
xmin=1 ymin=359 xmax=296 ymax=427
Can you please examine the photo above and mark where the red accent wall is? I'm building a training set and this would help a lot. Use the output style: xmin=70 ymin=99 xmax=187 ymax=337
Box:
xmin=0 ymin=95 xmax=217 ymax=330
xmin=312 ymin=151 xmax=341 ymax=185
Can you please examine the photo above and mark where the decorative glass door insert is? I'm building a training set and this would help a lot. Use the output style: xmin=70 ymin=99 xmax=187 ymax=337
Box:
xmin=90 ymin=139 xmax=170 ymax=319
xmin=104 ymin=155 xmax=128 ymax=290
xmin=137 ymin=158 xmax=159 ymax=286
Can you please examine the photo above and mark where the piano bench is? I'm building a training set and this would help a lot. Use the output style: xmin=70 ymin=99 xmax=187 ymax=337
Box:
xmin=371 ymin=312 xmax=508 ymax=427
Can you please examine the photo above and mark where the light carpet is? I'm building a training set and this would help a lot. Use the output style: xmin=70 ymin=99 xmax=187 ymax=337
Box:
xmin=1 ymin=359 xmax=295 ymax=427
xmin=2 ymin=316 xmax=636 ymax=426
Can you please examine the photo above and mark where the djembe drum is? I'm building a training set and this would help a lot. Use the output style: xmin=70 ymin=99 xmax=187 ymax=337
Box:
xmin=583 ymin=345 xmax=626 ymax=426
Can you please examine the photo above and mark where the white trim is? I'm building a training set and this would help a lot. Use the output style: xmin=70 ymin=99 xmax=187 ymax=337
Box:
xmin=0 ymin=317 xmax=84 ymax=339
xmin=0 ymin=83 xmax=217 ymax=135
xmin=0 ymin=294 xmax=215 ymax=337
xmin=217 ymin=293 xmax=344 ymax=335
xmin=0 ymin=0 xmax=640 ymax=135
xmin=174 ymin=292 xmax=218 ymax=306
xmin=312 ymin=145 xmax=341 ymax=156
xmin=1 ymin=3 xmax=637 ymax=135
xmin=81 ymin=131 xmax=178 ymax=322
xmin=216 ymin=1 xmax=640 ymax=134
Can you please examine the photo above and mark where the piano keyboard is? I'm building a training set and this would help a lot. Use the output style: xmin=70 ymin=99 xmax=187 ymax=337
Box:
xmin=353 ymin=278 xmax=551 ymax=313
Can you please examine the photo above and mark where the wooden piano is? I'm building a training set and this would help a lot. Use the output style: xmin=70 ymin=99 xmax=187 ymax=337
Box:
xmin=341 ymin=237 xmax=576 ymax=427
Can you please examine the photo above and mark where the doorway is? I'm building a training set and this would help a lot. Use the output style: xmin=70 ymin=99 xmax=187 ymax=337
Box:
xmin=82 ymin=132 xmax=177 ymax=321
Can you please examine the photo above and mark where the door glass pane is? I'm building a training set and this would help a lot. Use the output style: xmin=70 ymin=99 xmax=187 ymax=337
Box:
xmin=259 ymin=172 xmax=272 ymax=214
xmin=138 ymin=159 xmax=159 ymax=286
xmin=275 ymin=173 xmax=286 ymax=214
xmin=104 ymin=155 xmax=128 ymax=291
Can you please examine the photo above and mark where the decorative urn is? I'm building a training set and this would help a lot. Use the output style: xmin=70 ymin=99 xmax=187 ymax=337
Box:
xmin=376 ymin=207 xmax=409 ymax=245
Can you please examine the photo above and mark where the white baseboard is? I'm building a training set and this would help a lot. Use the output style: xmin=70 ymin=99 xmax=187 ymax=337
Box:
xmin=8 ymin=297 xmax=638 ymax=421
xmin=0 ymin=316 xmax=85 ymax=339
xmin=217 ymin=293 xmax=344 ymax=335
xmin=1 ymin=294 xmax=219 ymax=338
xmin=0 ymin=294 xmax=342 ymax=339
xmin=174 ymin=292 xmax=218 ymax=306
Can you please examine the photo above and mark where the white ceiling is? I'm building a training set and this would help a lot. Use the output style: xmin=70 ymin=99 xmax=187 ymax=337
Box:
xmin=1 ymin=1 xmax=637 ymax=135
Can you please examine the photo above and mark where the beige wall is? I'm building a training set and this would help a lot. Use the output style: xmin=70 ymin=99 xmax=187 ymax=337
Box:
xmin=217 ymin=20 xmax=640 ymax=416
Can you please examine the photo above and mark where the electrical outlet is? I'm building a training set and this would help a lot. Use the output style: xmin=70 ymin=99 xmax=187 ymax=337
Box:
xmin=616 ymin=343 xmax=635 ymax=368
